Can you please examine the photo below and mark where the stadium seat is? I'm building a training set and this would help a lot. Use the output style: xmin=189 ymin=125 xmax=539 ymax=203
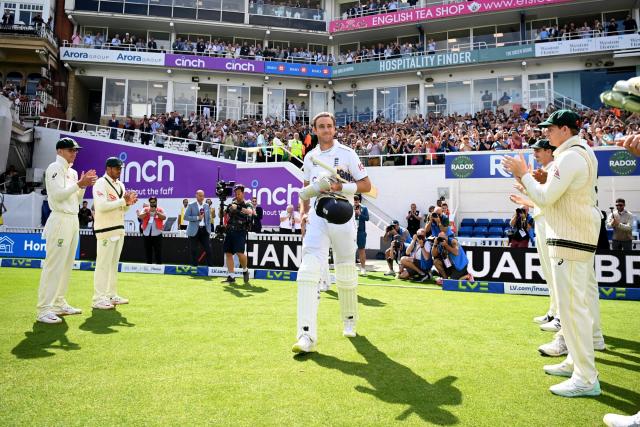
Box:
xmin=489 ymin=219 xmax=504 ymax=227
xmin=504 ymin=219 xmax=512 ymax=228
xmin=475 ymin=218 xmax=489 ymax=227
xmin=472 ymin=226 xmax=488 ymax=238
xmin=460 ymin=218 xmax=475 ymax=228
xmin=458 ymin=226 xmax=473 ymax=237
xmin=487 ymin=227 xmax=504 ymax=238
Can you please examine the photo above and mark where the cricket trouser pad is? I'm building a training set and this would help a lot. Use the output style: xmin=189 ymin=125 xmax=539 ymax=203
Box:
xmin=535 ymin=219 xmax=557 ymax=317
xmin=37 ymin=212 xmax=80 ymax=316
xmin=93 ymin=236 xmax=125 ymax=303
xmin=297 ymin=253 xmax=321 ymax=341
xmin=551 ymin=256 xmax=598 ymax=385
xmin=335 ymin=262 xmax=358 ymax=322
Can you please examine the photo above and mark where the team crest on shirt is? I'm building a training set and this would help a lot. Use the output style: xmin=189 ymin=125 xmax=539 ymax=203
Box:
xmin=57 ymin=239 xmax=64 ymax=247
xmin=102 ymin=239 xmax=109 ymax=246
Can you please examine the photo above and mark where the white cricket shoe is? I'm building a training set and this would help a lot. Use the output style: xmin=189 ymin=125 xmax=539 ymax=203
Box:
xmin=549 ymin=378 xmax=601 ymax=397
xmin=37 ymin=312 xmax=63 ymax=324
xmin=543 ymin=361 xmax=573 ymax=377
xmin=343 ymin=319 xmax=357 ymax=338
xmin=110 ymin=296 xmax=129 ymax=305
xmin=533 ymin=313 xmax=554 ymax=325
xmin=53 ymin=305 xmax=82 ymax=316
xmin=603 ymin=411 xmax=640 ymax=427
xmin=538 ymin=335 xmax=568 ymax=357
xmin=594 ymin=338 xmax=607 ymax=351
xmin=92 ymin=299 xmax=115 ymax=310
xmin=359 ymin=266 xmax=367 ymax=276
xmin=540 ymin=317 xmax=561 ymax=332
xmin=291 ymin=334 xmax=316 ymax=354
xmin=384 ymin=270 xmax=395 ymax=276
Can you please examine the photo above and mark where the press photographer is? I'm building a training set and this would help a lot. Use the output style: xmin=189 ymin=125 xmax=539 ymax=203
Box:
xmin=383 ymin=220 xmax=409 ymax=276
xmin=508 ymin=206 xmax=533 ymax=248
xmin=398 ymin=229 xmax=432 ymax=282
xmin=432 ymin=231 xmax=472 ymax=283
xmin=222 ymin=184 xmax=253 ymax=285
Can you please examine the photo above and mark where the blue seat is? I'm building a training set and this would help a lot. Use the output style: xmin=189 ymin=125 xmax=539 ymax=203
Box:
xmin=475 ymin=218 xmax=490 ymax=227
xmin=504 ymin=219 xmax=512 ymax=228
xmin=472 ymin=226 xmax=488 ymax=238
xmin=460 ymin=218 xmax=475 ymax=228
xmin=489 ymin=219 xmax=504 ymax=227
xmin=458 ymin=226 xmax=473 ymax=237
xmin=487 ymin=227 xmax=504 ymax=238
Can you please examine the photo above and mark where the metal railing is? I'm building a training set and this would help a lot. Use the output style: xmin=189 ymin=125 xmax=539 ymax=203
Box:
xmin=0 ymin=24 xmax=58 ymax=47
xmin=40 ymin=117 xmax=297 ymax=164
xmin=524 ymin=89 xmax=592 ymax=112
xmin=62 ymin=41 xmax=335 ymax=65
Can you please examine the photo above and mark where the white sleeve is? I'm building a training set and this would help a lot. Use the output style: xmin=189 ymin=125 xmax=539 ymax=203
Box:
xmin=93 ymin=179 xmax=126 ymax=213
xmin=521 ymin=150 xmax=585 ymax=208
xmin=303 ymin=154 xmax=313 ymax=182
xmin=46 ymin=163 xmax=80 ymax=203
xmin=348 ymin=150 xmax=368 ymax=182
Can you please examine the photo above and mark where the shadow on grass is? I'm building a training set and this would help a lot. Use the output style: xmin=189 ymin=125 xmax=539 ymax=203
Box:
xmin=295 ymin=336 xmax=461 ymax=424
xmin=604 ymin=336 xmax=640 ymax=354
xmin=323 ymin=290 xmax=386 ymax=307
xmin=11 ymin=320 xmax=80 ymax=359
xmin=223 ymin=282 xmax=269 ymax=298
xmin=79 ymin=309 xmax=135 ymax=334
xmin=597 ymin=380 xmax=640 ymax=414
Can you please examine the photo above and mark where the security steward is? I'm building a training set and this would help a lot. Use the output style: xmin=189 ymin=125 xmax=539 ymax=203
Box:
xmin=92 ymin=157 xmax=138 ymax=310
xmin=221 ymin=184 xmax=253 ymax=285
xmin=36 ymin=137 xmax=97 ymax=324
xmin=503 ymin=110 xmax=602 ymax=398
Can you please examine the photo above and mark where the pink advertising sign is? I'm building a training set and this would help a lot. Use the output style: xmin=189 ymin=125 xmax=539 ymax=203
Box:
xmin=329 ymin=0 xmax=574 ymax=33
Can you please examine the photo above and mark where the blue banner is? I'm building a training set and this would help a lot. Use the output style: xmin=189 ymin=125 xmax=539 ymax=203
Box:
xmin=442 ymin=279 xmax=504 ymax=294
xmin=1 ymin=258 xmax=42 ymax=268
xmin=264 ymin=61 xmax=332 ymax=78
xmin=254 ymin=269 xmax=297 ymax=281
xmin=164 ymin=265 xmax=209 ymax=276
xmin=0 ymin=233 xmax=80 ymax=259
xmin=445 ymin=148 xmax=639 ymax=179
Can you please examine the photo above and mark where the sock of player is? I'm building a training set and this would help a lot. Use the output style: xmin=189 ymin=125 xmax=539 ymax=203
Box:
xmin=297 ymin=254 xmax=321 ymax=342
xmin=335 ymin=262 xmax=358 ymax=323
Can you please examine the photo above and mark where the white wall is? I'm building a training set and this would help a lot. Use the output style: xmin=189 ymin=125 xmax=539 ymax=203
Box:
xmin=0 ymin=96 xmax=12 ymax=173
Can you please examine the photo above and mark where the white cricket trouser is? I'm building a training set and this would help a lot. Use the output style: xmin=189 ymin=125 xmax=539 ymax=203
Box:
xmin=289 ymin=111 xmax=296 ymax=123
xmin=297 ymin=211 xmax=357 ymax=341
xmin=551 ymin=254 xmax=598 ymax=385
xmin=37 ymin=212 xmax=79 ymax=316
xmin=203 ymin=106 xmax=210 ymax=118
xmin=535 ymin=219 xmax=557 ymax=317
xmin=93 ymin=235 xmax=125 ymax=302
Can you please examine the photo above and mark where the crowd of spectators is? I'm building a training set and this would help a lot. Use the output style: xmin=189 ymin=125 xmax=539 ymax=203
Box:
xmin=534 ymin=15 xmax=638 ymax=42
xmin=69 ymin=32 xmax=335 ymax=65
xmin=64 ymin=104 xmax=639 ymax=168
xmin=341 ymin=0 xmax=418 ymax=19
xmin=337 ymin=16 xmax=639 ymax=63
xmin=2 ymin=9 xmax=53 ymax=31
xmin=249 ymin=0 xmax=325 ymax=20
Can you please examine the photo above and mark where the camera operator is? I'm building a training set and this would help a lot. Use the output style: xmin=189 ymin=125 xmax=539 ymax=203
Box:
xmin=354 ymin=194 xmax=369 ymax=276
xmin=432 ymin=231 xmax=472 ymax=284
xmin=425 ymin=207 xmax=452 ymax=238
xmin=398 ymin=228 xmax=432 ymax=281
xmin=508 ymin=205 xmax=533 ymax=248
xmin=222 ymin=184 xmax=253 ymax=284
xmin=607 ymin=198 xmax=633 ymax=251
xmin=137 ymin=196 xmax=165 ymax=264
xmin=406 ymin=203 xmax=421 ymax=236
xmin=383 ymin=220 xmax=410 ymax=276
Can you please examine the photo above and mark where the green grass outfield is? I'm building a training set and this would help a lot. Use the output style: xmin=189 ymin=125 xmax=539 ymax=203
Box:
xmin=1 ymin=267 xmax=639 ymax=426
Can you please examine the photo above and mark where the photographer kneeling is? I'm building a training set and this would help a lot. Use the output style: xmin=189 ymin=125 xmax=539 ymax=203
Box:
xmin=432 ymin=231 xmax=472 ymax=284
xmin=398 ymin=228 xmax=433 ymax=282
xmin=383 ymin=220 xmax=410 ymax=276
xmin=222 ymin=184 xmax=254 ymax=285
